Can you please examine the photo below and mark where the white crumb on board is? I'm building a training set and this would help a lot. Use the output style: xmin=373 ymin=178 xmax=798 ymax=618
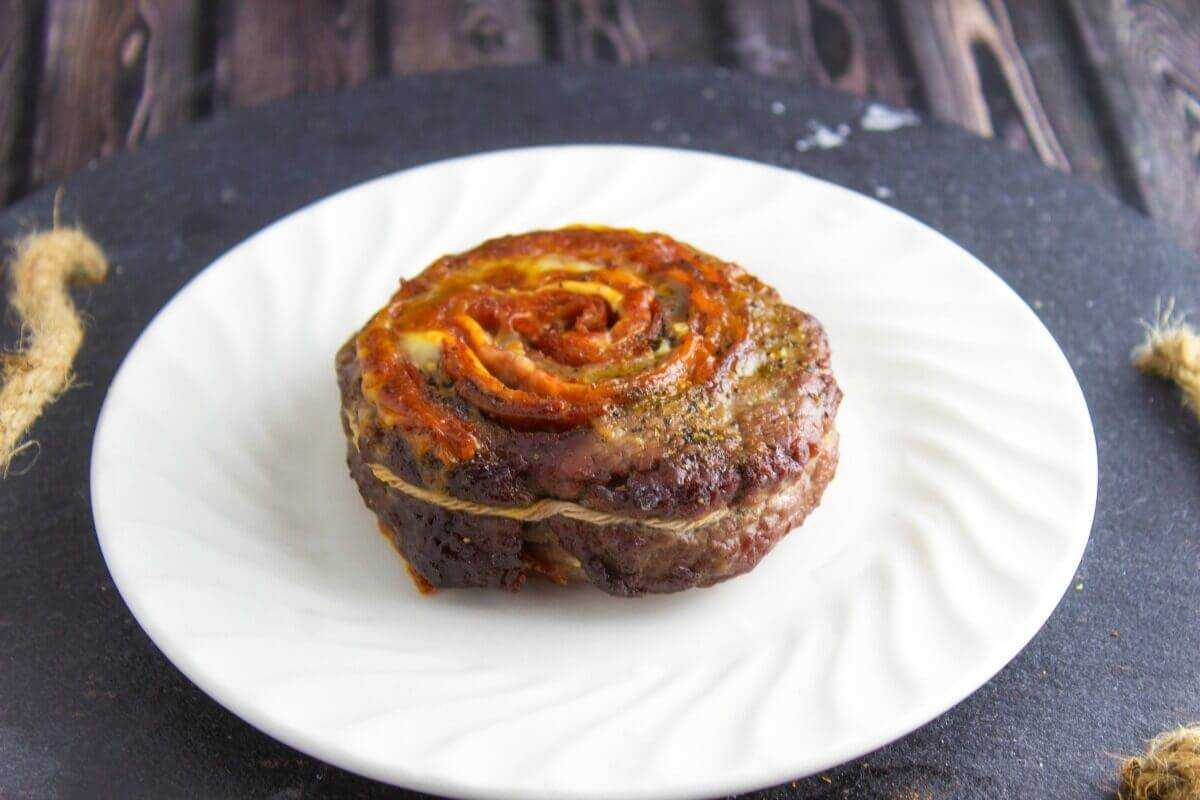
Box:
xmin=771 ymin=100 xmax=786 ymax=115
xmin=795 ymin=122 xmax=850 ymax=152
xmin=874 ymin=186 xmax=893 ymax=199
xmin=860 ymin=103 xmax=921 ymax=131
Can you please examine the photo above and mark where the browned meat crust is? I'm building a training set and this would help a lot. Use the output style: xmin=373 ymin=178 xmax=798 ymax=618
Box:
xmin=347 ymin=427 xmax=838 ymax=596
xmin=337 ymin=227 xmax=841 ymax=595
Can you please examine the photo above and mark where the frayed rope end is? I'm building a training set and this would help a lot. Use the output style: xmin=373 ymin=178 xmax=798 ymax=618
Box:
xmin=1132 ymin=299 xmax=1200 ymax=413
xmin=1118 ymin=725 xmax=1200 ymax=800
xmin=1124 ymin=303 xmax=1200 ymax=799
xmin=0 ymin=206 xmax=109 ymax=476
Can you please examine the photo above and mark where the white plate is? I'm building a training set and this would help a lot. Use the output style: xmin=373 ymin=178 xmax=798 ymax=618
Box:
xmin=91 ymin=145 xmax=1097 ymax=800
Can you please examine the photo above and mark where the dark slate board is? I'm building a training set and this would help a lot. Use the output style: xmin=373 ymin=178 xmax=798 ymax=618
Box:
xmin=1 ymin=65 xmax=1197 ymax=800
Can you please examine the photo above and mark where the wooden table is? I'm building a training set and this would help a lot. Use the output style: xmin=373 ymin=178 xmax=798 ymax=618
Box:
xmin=1 ymin=1 xmax=1199 ymax=254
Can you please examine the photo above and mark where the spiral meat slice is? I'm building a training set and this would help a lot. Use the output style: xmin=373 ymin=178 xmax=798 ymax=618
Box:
xmin=338 ymin=226 xmax=841 ymax=596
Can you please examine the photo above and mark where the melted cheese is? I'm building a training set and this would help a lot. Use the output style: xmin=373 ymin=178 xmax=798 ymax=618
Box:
xmin=443 ymin=255 xmax=598 ymax=290
xmin=518 ymin=255 xmax=599 ymax=275
xmin=395 ymin=331 xmax=450 ymax=371
xmin=542 ymin=279 xmax=626 ymax=308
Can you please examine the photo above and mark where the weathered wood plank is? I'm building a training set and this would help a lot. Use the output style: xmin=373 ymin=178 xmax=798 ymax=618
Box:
xmin=0 ymin=0 xmax=31 ymax=202
xmin=387 ymin=0 xmax=542 ymax=73
xmin=725 ymin=0 xmax=908 ymax=106
xmin=1004 ymin=0 xmax=1126 ymax=199
xmin=215 ymin=0 xmax=375 ymax=108
xmin=1068 ymin=0 xmax=1200 ymax=252
xmin=898 ymin=0 xmax=1070 ymax=170
xmin=726 ymin=0 xmax=802 ymax=77
xmin=839 ymin=0 xmax=909 ymax=105
xmin=127 ymin=0 xmax=198 ymax=143
xmin=554 ymin=0 xmax=716 ymax=64
xmin=31 ymin=0 xmax=198 ymax=187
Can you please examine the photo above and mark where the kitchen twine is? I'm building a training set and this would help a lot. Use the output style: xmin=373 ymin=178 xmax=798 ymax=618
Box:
xmin=3 ymin=211 xmax=1199 ymax=796
xmin=367 ymin=461 xmax=728 ymax=533
xmin=0 ymin=197 xmax=107 ymax=474
xmin=343 ymin=411 xmax=729 ymax=534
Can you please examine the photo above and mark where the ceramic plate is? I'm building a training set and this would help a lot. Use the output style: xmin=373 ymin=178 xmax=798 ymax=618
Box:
xmin=91 ymin=145 xmax=1097 ymax=800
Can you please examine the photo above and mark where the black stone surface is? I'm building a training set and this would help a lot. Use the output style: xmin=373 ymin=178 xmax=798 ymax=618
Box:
xmin=1 ymin=65 xmax=1197 ymax=800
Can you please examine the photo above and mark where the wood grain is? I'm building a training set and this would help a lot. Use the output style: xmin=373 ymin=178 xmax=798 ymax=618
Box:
xmin=1003 ymin=1 xmax=1127 ymax=199
xmin=898 ymin=0 xmax=1070 ymax=170
xmin=0 ymin=0 xmax=30 ymax=202
xmin=726 ymin=0 xmax=802 ymax=77
xmin=554 ymin=0 xmax=715 ymax=64
xmin=725 ymin=0 xmax=908 ymax=106
xmin=4 ymin=0 xmax=1199 ymax=262
xmin=31 ymin=0 xmax=198 ymax=186
xmin=1069 ymin=0 xmax=1200 ymax=251
xmin=387 ymin=0 xmax=542 ymax=73
xmin=215 ymin=0 xmax=375 ymax=108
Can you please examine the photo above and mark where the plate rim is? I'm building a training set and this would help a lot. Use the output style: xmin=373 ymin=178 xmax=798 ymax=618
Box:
xmin=90 ymin=143 xmax=1099 ymax=800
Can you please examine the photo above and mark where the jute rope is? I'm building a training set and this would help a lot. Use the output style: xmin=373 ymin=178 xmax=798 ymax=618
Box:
xmin=346 ymin=412 xmax=728 ymax=533
xmin=1133 ymin=299 xmax=1200 ymax=414
xmin=1124 ymin=302 xmax=1200 ymax=799
xmin=0 ymin=207 xmax=108 ymax=474
xmin=1118 ymin=726 xmax=1200 ymax=800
